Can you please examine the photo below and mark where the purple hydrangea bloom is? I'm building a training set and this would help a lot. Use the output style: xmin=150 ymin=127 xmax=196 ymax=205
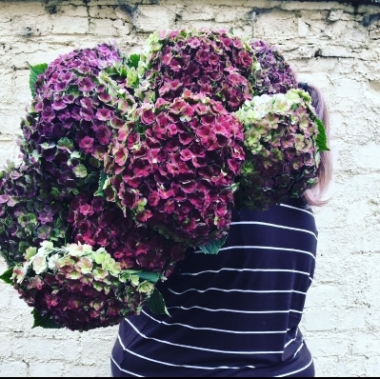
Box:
xmin=235 ymin=89 xmax=321 ymax=210
xmin=138 ymin=29 xmax=257 ymax=111
xmin=20 ymin=43 xmax=135 ymax=199
xmin=250 ymin=39 xmax=298 ymax=95
xmin=0 ymin=162 xmax=68 ymax=265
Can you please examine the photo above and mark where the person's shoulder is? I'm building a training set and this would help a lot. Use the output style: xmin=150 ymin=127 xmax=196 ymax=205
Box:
xmin=280 ymin=196 xmax=312 ymax=211
xmin=232 ymin=196 xmax=314 ymax=224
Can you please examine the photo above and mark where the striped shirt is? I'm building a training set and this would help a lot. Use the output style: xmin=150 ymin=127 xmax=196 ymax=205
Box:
xmin=111 ymin=198 xmax=317 ymax=377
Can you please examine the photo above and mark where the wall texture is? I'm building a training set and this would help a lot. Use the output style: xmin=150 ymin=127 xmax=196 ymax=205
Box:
xmin=0 ymin=0 xmax=379 ymax=377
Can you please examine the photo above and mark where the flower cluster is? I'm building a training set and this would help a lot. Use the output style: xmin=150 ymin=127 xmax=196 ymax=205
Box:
xmin=0 ymin=162 xmax=67 ymax=265
xmin=138 ymin=29 xmax=258 ymax=111
xmin=67 ymin=194 xmax=186 ymax=274
xmin=12 ymin=242 xmax=156 ymax=331
xmin=250 ymin=39 xmax=297 ymax=96
xmin=103 ymin=92 xmax=245 ymax=245
xmin=235 ymin=89 xmax=321 ymax=210
xmin=0 ymin=30 xmax=327 ymax=332
xmin=20 ymin=43 xmax=136 ymax=199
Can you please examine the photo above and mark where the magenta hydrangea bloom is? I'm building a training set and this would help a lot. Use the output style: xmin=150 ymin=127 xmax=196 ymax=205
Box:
xmin=20 ymin=43 xmax=136 ymax=199
xmin=250 ymin=39 xmax=297 ymax=96
xmin=0 ymin=162 xmax=68 ymax=265
xmin=67 ymin=194 xmax=186 ymax=274
xmin=138 ymin=29 xmax=257 ymax=111
xmin=12 ymin=242 xmax=157 ymax=331
xmin=103 ymin=92 xmax=245 ymax=246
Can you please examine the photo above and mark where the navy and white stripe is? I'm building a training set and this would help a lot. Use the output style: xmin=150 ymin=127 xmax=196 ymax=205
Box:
xmin=111 ymin=198 xmax=317 ymax=377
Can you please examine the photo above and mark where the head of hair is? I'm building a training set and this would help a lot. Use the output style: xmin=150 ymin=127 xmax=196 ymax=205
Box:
xmin=298 ymin=83 xmax=333 ymax=207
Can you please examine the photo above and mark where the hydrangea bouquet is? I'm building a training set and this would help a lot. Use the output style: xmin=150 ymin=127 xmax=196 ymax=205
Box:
xmin=9 ymin=242 xmax=159 ymax=331
xmin=0 ymin=31 xmax=328 ymax=332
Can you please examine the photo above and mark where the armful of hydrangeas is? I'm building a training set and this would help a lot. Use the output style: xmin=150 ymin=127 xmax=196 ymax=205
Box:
xmin=0 ymin=29 xmax=329 ymax=331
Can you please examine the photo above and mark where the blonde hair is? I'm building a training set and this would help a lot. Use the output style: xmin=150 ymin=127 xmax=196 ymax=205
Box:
xmin=300 ymin=83 xmax=333 ymax=206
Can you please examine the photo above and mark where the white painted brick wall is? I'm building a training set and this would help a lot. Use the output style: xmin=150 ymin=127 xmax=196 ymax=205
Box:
xmin=0 ymin=0 xmax=379 ymax=376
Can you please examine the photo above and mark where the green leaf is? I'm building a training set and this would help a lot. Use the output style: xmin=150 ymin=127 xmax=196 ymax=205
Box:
xmin=32 ymin=309 xmax=62 ymax=329
xmin=84 ymin=171 xmax=99 ymax=186
xmin=137 ymin=271 xmax=161 ymax=284
xmin=40 ymin=142 xmax=56 ymax=150
xmin=121 ymin=270 xmax=161 ymax=284
xmin=199 ymin=235 xmax=228 ymax=255
xmin=117 ymin=65 xmax=128 ymax=78
xmin=66 ymin=85 xmax=80 ymax=97
xmin=128 ymin=54 xmax=141 ymax=69
xmin=94 ymin=171 xmax=108 ymax=197
xmin=49 ymin=187 xmax=61 ymax=199
xmin=147 ymin=288 xmax=170 ymax=317
xmin=28 ymin=63 xmax=48 ymax=98
xmin=73 ymin=164 xmax=88 ymax=178
xmin=104 ymin=66 xmax=119 ymax=76
xmin=0 ymin=267 xmax=14 ymax=285
xmin=70 ymin=151 xmax=81 ymax=159
xmin=315 ymin=118 xmax=330 ymax=153
xmin=57 ymin=137 xmax=74 ymax=153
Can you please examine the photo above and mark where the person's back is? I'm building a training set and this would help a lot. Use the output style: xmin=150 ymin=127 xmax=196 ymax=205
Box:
xmin=111 ymin=197 xmax=317 ymax=377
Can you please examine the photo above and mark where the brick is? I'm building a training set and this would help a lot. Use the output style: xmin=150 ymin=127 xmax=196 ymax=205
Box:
xmin=59 ymin=5 xmax=88 ymax=18
xmin=305 ymin=336 xmax=350 ymax=357
xmin=328 ymin=10 xmax=344 ymax=22
xmin=81 ymin=338 xmax=115 ymax=366
xmin=181 ymin=5 xmax=215 ymax=21
xmin=215 ymin=7 xmax=245 ymax=23
xmin=0 ymin=2 xmax=45 ymax=22
xmin=299 ymin=10 xmax=330 ymax=21
xmin=370 ymin=28 xmax=380 ymax=40
xmin=298 ymin=19 xmax=310 ymax=37
xmin=254 ymin=11 xmax=298 ymax=40
xmin=280 ymin=1 xmax=347 ymax=11
xmin=51 ymin=16 xmax=88 ymax=35
xmin=0 ymin=69 xmax=14 ymax=104
xmin=0 ymin=141 xmax=19 ymax=165
xmin=89 ymin=18 xmax=132 ymax=37
xmin=89 ymin=5 xmax=118 ymax=19
xmin=96 ymin=359 xmax=113 ymax=377
xmin=336 ymin=358 xmax=367 ymax=377
xmin=79 ymin=0 xmax=118 ymax=5
xmin=133 ymin=5 xmax=175 ymax=32
xmin=364 ymin=358 xmax=380 ymax=377
xmin=313 ymin=357 xmax=340 ymax=377
xmin=0 ymin=106 xmax=27 ymax=136
xmin=351 ymin=336 xmax=380 ymax=357
xmin=303 ymin=309 xmax=340 ymax=332
xmin=19 ymin=337 xmax=81 ymax=362
xmin=61 ymin=364 xmax=99 ymax=377
xmin=0 ymin=361 xmax=28 ymax=377
xmin=0 ymin=14 xmax=65 ymax=38
xmin=304 ymin=285 xmax=343 ymax=308
xmin=114 ymin=7 xmax=133 ymax=22
xmin=320 ymin=45 xmax=359 ymax=58
xmin=0 ymin=40 xmax=76 ymax=68
xmin=29 ymin=362 xmax=63 ymax=377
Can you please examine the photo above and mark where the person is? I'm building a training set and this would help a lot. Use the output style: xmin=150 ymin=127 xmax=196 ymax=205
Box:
xmin=110 ymin=83 xmax=333 ymax=377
